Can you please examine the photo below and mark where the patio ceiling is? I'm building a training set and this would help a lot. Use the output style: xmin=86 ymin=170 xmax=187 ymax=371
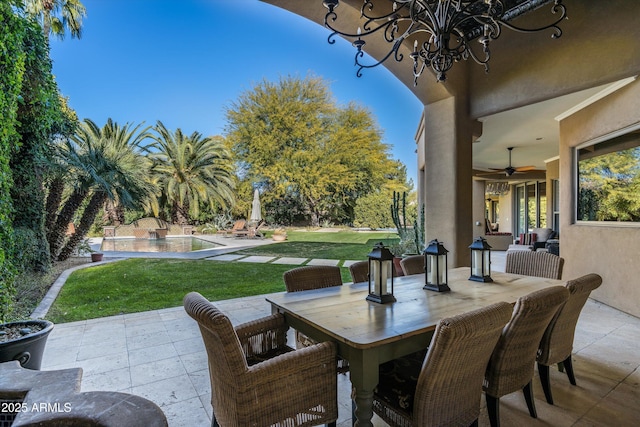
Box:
xmin=472 ymin=80 xmax=631 ymax=177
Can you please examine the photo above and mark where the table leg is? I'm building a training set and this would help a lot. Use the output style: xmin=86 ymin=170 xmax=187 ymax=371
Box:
xmin=348 ymin=350 xmax=379 ymax=427
xmin=352 ymin=388 xmax=374 ymax=427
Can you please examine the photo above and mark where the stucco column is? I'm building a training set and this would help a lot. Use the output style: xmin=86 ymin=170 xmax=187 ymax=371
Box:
xmin=423 ymin=96 xmax=474 ymax=267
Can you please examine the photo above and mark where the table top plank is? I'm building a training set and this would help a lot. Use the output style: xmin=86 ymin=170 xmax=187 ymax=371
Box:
xmin=267 ymin=268 xmax=563 ymax=349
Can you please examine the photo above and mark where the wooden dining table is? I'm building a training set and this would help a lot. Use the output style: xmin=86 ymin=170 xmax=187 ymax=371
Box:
xmin=266 ymin=267 xmax=564 ymax=427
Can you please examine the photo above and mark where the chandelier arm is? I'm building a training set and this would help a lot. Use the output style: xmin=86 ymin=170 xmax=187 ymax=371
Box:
xmin=354 ymin=38 xmax=405 ymax=77
xmin=497 ymin=2 xmax=566 ymax=37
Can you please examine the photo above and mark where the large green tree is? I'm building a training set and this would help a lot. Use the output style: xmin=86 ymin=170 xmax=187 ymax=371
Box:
xmin=23 ymin=0 xmax=86 ymax=40
xmin=225 ymin=75 xmax=404 ymax=226
xmin=147 ymin=121 xmax=235 ymax=225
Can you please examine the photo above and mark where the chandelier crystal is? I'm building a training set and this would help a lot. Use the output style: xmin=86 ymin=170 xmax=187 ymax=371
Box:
xmin=322 ymin=0 xmax=567 ymax=84
xmin=486 ymin=181 xmax=510 ymax=195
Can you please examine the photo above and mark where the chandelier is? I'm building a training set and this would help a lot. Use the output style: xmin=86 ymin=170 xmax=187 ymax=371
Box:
xmin=486 ymin=181 xmax=510 ymax=195
xmin=322 ymin=0 xmax=567 ymax=84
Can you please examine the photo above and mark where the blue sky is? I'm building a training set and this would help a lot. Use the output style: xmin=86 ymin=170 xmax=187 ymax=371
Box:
xmin=49 ymin=0 xmax=423 ymax=181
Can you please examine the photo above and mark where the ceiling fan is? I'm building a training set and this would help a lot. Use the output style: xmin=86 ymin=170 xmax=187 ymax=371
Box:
xmin=478 ymin=147 xmax=538 ymax=177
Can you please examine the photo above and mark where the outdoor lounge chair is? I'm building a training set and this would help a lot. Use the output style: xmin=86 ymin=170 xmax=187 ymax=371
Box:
xmin=371 ymin=301 xmax=513 ymax=427
xmin=537 ymin=273 xmax=603 ymax=405
xmin=216 ymin=220 xmax=246 ymax=237
xmin=484 ymin=286 xmax=569 ymax=427
xmin=183 ymin=292 xmax=338 ymax=427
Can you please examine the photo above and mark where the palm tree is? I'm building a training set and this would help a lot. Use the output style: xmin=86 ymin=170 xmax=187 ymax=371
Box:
xmin=23 ymin=0 xmax=87 ymax=40
xmin=49 ymin=119 xmax=155 ymax=261
xmin=147 ymin=121 xmax=235 ymax=225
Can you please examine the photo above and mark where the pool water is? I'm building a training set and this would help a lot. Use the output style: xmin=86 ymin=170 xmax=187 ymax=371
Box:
xmin=101 ymin=237 xmax=219 ymax=253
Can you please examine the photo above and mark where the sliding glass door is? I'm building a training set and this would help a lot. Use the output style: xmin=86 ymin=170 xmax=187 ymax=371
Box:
xmin=515 ymin=181 xmax=546 ymax=234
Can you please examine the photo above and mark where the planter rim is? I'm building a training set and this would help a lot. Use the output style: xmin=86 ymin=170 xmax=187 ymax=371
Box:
xmin=1 ymin=319 xmax=54 ymax=343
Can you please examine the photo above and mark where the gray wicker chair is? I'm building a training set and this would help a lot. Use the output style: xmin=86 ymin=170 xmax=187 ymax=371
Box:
xmin=400 ymin=255 xmax=425 ymax=276
xmin=537 ymin=273 xmax=603 ymax=404
xmin=348 ymin=261 xmax=369 ymax=283
xmin=484 ymin=286 xmax=569 ymax=427
xmin=283 ymin=266 xmax=348 ymax=373
xmin=372 ymin=301 xmax=513 ymax=427
xmin=183 ymin=292 xmax=338 ymax=427
xmin=505 ymin=250 xmax=565 ymax=279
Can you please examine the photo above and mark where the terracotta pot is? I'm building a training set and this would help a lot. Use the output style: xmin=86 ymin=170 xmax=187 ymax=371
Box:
xmin=91 ymin=253 xmax=104 ymax=262
xmin=393 ymin=256 xmax=405 ymax=277
xmin=0 ymin=320 xmax=54 ymax=370
xmin=272 ymin=234 xmax=287 ymax=242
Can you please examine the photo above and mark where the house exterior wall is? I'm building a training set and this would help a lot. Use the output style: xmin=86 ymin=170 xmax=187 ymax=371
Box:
xmin=559 ymin=79 xmax=640 ymax=317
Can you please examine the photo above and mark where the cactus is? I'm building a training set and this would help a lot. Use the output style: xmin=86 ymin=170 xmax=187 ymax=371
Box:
xmin=391 ymin=191 xmax=410 ymax=242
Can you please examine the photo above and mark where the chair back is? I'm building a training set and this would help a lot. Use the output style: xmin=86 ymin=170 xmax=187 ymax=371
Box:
xmin=538 ymin=273 xmax=603 ymax=365
xmin=400 ymin=254 xmax=425 ymax=276
xmin=348 ymin=261 xmax=369 ymax=283
xmin=505 ymin=250 xmax=565 ymax=279
xmin=183 ymin=292 xmax=247 ymax=426
xmin=412 ymin=301 xmax=513 ymax=426
xmin=484 ymin=286 xmax=569 ymax=398
xmin=283 ymin=265 xmax=342 ymax=292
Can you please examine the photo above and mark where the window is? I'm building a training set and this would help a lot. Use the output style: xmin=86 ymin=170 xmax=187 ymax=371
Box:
xmin=576 ymin=129 xmax=640 ymax=223
xmin=552 ymin=179 xmax=560 ymax=232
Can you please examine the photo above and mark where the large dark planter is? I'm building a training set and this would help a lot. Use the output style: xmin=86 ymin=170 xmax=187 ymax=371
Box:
xmin=0 ymin=320 xmax=54 ymax=370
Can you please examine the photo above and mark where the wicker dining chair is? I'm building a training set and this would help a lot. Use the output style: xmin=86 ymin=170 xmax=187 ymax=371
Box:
xmin=283 ymin=265 xmax=349 ymax=373
xmin=484 ymin=286 xmax=569 ymax=427
xmin=400 ymin=254 xmax=425 ymax=276
xmin=372 ymin=301 xmax=513 ymax=427
xmin=537 ymin=273 xmax=603 ymax=405
xmin=505 ymin=250 xmax=565 ymax=279
xmin=183 ymin=292 xmax=338 ymax=427
xmin=348 ymin=261 xmax=369 ymax=284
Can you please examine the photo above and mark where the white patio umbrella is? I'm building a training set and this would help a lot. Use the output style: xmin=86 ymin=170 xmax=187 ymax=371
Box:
xmin=250 ymin=189 xmax=262 ymax=222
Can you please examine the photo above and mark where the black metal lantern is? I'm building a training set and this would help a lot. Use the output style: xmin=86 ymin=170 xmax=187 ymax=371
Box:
xmin=469 ymin=236 xmax=493 ymax=282
xmin=423 ymin=239 xmax=450 ymax=292
xmin=367 ymin=242 xmax=396 ymax=304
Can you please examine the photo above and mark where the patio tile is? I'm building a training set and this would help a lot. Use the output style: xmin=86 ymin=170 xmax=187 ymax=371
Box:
xmin=173 ymin=336 xmax=206 ymax=357
xmin=271 ymin=257 xmax=308 ymax=265
xmin=162 ymin=396 xmax=211 ymax=427
xmin=237 ymin=255 xmax=276 ymax=263
xmin=130 ymin=357 xmax=187 ymax=387
xmin=126 ymin=330 xmax=172 ymax=350
xmin=306 ymin=258 xmax=340 ymax=266
xmin=77 ymin=339 xmax=127 ymax=361
xmin=131 ymin=374 xmax=198 ymax=408
xmin=72 ymin=351 xmax=130 ymax=377
xmin=180 ymin=352 xmax=208 ymax=374
xmin=81 ymin=366 xmax=132 ymax=392
xmin=205 ymin=254 xmax=245 ymax=261
xmin=128 ymin=342 xmax=178 ymax=366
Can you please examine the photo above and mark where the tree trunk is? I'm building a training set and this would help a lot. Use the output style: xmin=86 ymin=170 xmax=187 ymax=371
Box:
xmin=58 ymin=192 xmax=107 ymax=261
xmin=171 ymin=201 xmax=189 ymax=225
xmin=45 ymin=177 xmax=65 ymax=243
xmin=49 ymin=187 xmax=88 ymax=259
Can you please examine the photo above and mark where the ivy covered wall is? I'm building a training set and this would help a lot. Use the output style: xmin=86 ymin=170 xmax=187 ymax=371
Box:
xmin=0 ymin=2 xmax=75 ymax=321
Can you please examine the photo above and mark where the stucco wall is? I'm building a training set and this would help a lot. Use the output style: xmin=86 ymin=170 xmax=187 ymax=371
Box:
xmin=559 ymin=79 xmax=640 ymax=317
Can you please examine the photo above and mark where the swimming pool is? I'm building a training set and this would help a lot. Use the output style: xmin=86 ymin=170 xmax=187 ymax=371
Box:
xmin=101 ymin=237 xmax=220 ymax=253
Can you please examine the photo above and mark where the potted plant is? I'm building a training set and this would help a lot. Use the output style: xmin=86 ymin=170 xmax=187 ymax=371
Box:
xmin=77 ymin=238 xmax=103 ymax=262
xmin=271 ymin=228 xmax=287 ymax=241
xmin=0 ymin=319 xmax=54 ymax=370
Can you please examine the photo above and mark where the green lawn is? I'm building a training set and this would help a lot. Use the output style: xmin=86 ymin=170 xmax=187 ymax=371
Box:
xmin=47 ymin=230 xmax=399 ymax=323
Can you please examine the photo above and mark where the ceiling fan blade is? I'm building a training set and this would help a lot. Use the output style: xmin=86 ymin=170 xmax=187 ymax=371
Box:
xmin=514 ymin=165 xmax=537 ymax=172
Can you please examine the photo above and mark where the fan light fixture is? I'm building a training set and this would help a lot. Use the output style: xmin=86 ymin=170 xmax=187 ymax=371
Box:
xmin=322 ymin=0 xmax=567 ymax=84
